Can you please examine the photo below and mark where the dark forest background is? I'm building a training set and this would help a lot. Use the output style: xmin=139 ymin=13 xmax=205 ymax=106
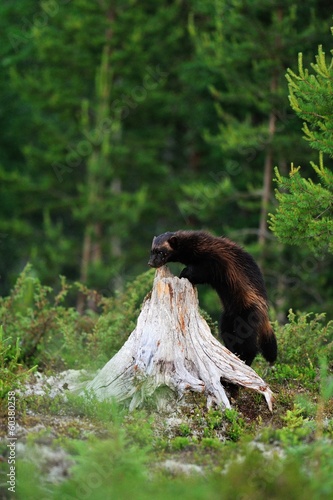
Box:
xmin=1 ymin=0 xmax=333 ymax=322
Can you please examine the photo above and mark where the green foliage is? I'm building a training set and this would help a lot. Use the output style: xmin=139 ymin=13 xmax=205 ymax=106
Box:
xmin=205 ymin=407 xmax=224 ymax=431
xmin=15 ymin=429 xmax=333 ymax=500
xmin=271 ymin=38 xmax=333 ymax=253
xmin=185 ymin=1 xmax=333 ymax=321
xmin=200 ymin=437 xmax=222 ymax=449
xmin=59 ymin=391 xmax=126 ymax=425
xmin=276 ymin=310 xmax=333 ymax=366
xmin=224 ymin=408 xmax=246 ymax=442
xmin=0 ymin=264 xmax=87 ymax=368
xmin=271 ymin=310 xmax=333 ymax=388
xmin=314 ymin=358 xmax=333 ymax=439
xmin=17 ymin=431 xmax=151 ymax=500
xmin=0 ymin=264 xmax=154 ymax=370
xmin=188 ymin=0 xmax=332 ymax=233
xmin=178 ymin=177 xmax=235 ymax=226
xmin=178 ymin=423 xmax=191 ymax=437
xmin=318 ymin=358 xmax=333 ymax=403
xmin=170 ymin=436 xmax=192 ymax=451
xmin=0 ymin=0 xmax=214 ymax=296
xmin=261 ymin=404 xmax=315 ymax=446
xmin=87 ymin=269 xmax=155 ymax=363
xmin=287 ymin=46 xmax=333 ymax=155
xmin=0 ymin=324 xmax=36 ymax=398
xmin=259 ymin=361 xmax=333 ymax=453
xmin=271 ymin=160 xmax=333 ymax=254
xmin=199 ymin=407 xmax=245 ymax=442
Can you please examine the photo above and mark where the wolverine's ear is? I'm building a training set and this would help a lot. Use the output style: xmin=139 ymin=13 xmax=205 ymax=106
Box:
xmin=168 ymin=236 xmax=178 ymax=249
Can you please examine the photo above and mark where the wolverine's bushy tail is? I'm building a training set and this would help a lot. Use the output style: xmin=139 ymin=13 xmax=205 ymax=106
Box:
xmin=259 ymin=329 xmax=278 ymax=364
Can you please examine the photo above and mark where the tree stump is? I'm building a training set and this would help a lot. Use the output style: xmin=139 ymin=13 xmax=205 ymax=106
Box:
xmin=86 ymin=266 xmax=274 ymax=411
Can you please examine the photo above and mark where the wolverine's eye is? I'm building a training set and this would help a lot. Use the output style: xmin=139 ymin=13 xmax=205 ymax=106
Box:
xmin=152 ymin=249 xmax=166 ymax=259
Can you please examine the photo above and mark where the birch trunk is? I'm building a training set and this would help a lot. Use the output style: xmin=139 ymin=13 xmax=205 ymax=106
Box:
xmin=86 ymin=266 xmax=274 ymax=412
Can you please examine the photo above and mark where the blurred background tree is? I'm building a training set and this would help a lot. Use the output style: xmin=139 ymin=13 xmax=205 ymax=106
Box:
xmin=0 ymin=0 xmax=332 ymax=321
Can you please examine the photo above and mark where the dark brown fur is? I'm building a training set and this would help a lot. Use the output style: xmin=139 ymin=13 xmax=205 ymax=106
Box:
xmin=148 ymin=230 xmax=277 ymax=366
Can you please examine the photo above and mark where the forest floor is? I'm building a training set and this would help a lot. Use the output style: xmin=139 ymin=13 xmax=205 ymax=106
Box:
xmin=2 ymin=363 xmax=332 ymax=494
xmin=0 ymin=321 xmax=333 ymax=500
xmin=0 ymin=367 xmax=272 ymax=468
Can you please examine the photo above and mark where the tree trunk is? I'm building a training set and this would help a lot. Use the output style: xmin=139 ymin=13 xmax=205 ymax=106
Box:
xmin=258 ymin=103 xmax=276 ymax=246
xmin=86 ymin=266 xmax=274 ymax=412
xmin=110 ymin=177 xmax=123 ymax=292
xmin=258 ymin=7 xmax=282 ymax=246
xmin=77 ymin=221 xmax=102 ymax=313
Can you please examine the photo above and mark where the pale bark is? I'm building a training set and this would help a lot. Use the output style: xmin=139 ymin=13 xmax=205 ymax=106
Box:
xmin=86 ymin=266 xmax=274 ymax=412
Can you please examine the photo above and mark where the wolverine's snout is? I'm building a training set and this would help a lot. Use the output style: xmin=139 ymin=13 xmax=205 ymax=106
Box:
xmin=148 ymin=253 xmax=164 ymax=268
xmin=148 ymin=256 xmax=159 ymax=268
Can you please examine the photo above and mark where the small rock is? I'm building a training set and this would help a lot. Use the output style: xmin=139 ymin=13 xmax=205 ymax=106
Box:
xmin=161 ymin=459 xmax=204 ymax=476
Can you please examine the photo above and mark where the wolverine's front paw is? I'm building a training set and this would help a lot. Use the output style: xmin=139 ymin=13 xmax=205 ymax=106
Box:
xmin=180 ymin=266 xmax=192 ymax=281
xmin=180 ymin=265 xmax=204 ymax=285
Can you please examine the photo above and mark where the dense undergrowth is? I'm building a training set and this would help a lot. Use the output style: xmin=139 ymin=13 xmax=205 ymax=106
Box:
xmin=0 ymin=266 xmax=333 ymax=499
xmin=0 ymin=264 xmax=155 ymax=384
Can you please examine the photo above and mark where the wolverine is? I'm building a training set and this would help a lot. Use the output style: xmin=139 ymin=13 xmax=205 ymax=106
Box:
xmin=148 ymin=230 xmax=277 ymax=366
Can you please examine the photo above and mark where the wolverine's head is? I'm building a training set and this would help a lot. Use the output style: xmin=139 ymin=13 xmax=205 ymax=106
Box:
xmin=148 ymin=231 xmax=178 ymax=268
